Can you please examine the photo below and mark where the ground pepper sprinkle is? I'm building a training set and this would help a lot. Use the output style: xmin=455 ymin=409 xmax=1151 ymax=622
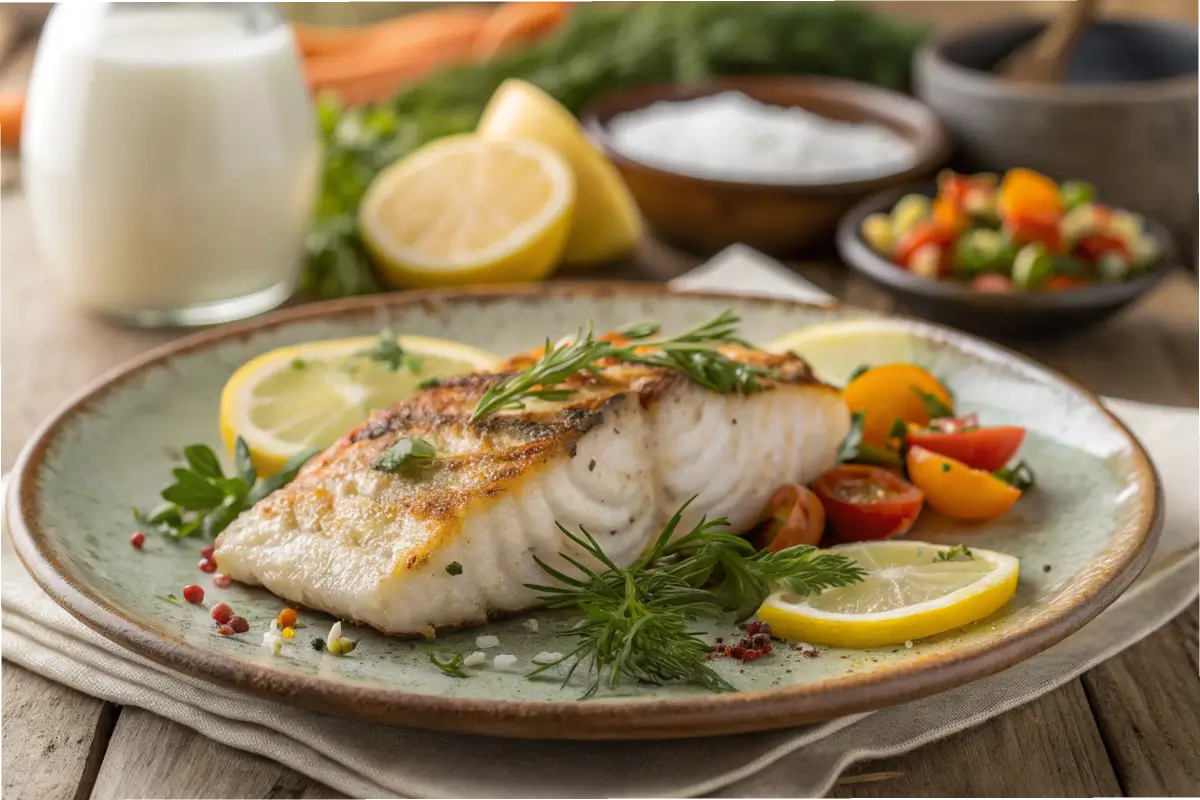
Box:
xmin=709 ymin=621 xmax=774 ymax=662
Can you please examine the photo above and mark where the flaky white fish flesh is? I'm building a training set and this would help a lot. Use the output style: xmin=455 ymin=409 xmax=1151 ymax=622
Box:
xmin=214 ymin=345 xmax=849 ymax=635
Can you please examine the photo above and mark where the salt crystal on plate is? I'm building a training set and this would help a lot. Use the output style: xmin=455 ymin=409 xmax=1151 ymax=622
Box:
xmin=463 ymin=651 xmax=488 ymax=667
xmin=493 ymin=654 xmax=518 ymax=670
xmin=476 ymin=634 xmax=500 ymax=649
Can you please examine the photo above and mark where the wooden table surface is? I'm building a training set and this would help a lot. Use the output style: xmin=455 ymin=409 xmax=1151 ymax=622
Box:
xmin=3 ymin=182 xmax=1199 ymax=798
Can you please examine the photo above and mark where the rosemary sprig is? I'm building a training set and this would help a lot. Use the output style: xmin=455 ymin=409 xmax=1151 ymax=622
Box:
xmin=429 ymin=652 xmax=471 ymax=678
xmin=526 ymin=499 xmax=865 ymax=699
xmin=134 ymin=439 xmax=317 ymax=540
xmin=471 ymin=309 xmax=773 ymax=421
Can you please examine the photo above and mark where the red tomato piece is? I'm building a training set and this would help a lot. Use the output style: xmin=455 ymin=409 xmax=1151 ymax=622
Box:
xmin=972 ymin=274 xmax=1013 ymax=293
xmin=1004 ymin=213 xmax=1062 ymax=253
xmin=906 ymin=426 xmax=1026 ymax=472
xmin=756 ymin=484 xmax=826 ymax=551
xmin=812 ymin=465 xmax=925 ymax=542
xmin=1045 ymin=276 xmax=1090 ymax=291
xmin=893 ymin=222 xmax=956 ymax=270
xmin=1074 ymin=232 xmax=1132 ymax=263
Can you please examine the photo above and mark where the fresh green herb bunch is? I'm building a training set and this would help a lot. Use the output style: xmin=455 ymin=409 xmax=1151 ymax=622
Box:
xmin=305 ymin=3 xmax=928 ymax=299
xmin=134 ymin=439 xmax=316 ymax=540
xmin=527 ymin=498 xmax=865 ymax=699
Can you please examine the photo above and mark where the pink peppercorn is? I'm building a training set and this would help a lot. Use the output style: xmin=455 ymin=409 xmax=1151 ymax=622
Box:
xmin=198 ymin=558 xmax=217 ymax=573
xmin=217 ymin=625 xmax=234 ymax=636
xmin=182 ymin=584 xmax=204 ymax=604
xmin=129 ymin=531 xmax=145 ymax=549
xmin=200 ymin=546 xmax=214 ymax=560
xmin=210 ymin=603 xmax=233 ymax=625
xmin=229 ymin=616 xmax=249 ymax=634
xmin=212 ymin=573 xmax=232 ymax=589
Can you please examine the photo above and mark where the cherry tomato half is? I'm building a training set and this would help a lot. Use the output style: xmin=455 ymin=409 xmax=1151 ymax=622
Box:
xmin=1045 ymin=276 xmax=1091 ymax=291
xmin=906 ymin=425 xmax=1025 ymax=472
xmin=756 ymin=484 xmax=825 ymax=551
xmin=812 ymin=465 xmax=925 ymax=542
xmin=906 ymin=446 xmax=1021 ymax=522
xmin=1074 ymin=232 xmax=1132 ymax=263
xmin=893 ymin=222 xmax=956 ymax=270
xmin=1004 ymin=212 xmax=1063 ymax=253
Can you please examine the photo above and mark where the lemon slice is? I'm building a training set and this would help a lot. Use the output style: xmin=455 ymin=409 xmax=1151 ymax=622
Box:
xmin=220 ymin=335 xmax=498 ymax=475
xmin=766 ymin=319 xmax=925 ymax=386
xmin=477 ymin=78 xmax=643 ymax=266
xmin=757 ymin=541 xmax=1019 ymax=648
xmin=359 ymin=134 xmax=575 ymax=288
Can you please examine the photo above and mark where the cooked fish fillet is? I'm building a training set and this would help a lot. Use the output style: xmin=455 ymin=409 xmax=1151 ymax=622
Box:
xmin=214 ymin=345 xmax=849 ymax=635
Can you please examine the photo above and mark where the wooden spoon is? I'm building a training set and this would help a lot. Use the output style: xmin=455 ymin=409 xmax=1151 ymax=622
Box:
xmin=997 ymin=0 xmax=1100 ymax=83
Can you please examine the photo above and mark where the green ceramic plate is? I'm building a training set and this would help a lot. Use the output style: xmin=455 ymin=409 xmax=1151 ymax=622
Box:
xmin=8 ymin=284 xmax=1161 ymax=739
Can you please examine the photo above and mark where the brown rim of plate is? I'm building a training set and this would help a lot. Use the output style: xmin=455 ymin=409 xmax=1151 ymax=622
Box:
xmin=7 ymin=282 xmax=1163 ymax=740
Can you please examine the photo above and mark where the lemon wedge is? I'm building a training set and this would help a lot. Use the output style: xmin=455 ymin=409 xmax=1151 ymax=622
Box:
xmin=219 ymin=335 xmax=498 ymax=475
xmin=757 ymin=541 xmax=1018 ymax=649
xmin=477 ymin=78 xmax=643 ymax=266
xmin=766 ymin=319 xmax=925 ymax=386
xmin=359 ymin=134 xmax=575 ymax=289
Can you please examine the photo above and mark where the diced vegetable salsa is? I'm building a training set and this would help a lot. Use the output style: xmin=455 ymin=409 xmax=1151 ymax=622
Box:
xmin=861 ymin=168 xmax=1161 ymax=291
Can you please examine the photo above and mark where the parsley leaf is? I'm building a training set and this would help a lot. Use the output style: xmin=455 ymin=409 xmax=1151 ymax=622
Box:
xmin=936 ymin=544 xmax=973 ymax=562
xmin=353 ymin=327 xmax=422 ymax=373
xmin=994 ymin=460 xmax=1035 ymax=491
xmin=913 ymin=387 xmax=954 ymax=420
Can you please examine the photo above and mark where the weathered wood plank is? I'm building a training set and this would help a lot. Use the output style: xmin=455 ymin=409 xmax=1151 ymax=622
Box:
xmin=90 ymin=708 xmax=346 ymax=800
xmin=1 ymin=664 xmax=117 ymax=800
xmin=1082 ymin=602 xmax=1200 ymax=796
xmin=831 ymin=681 xmax=1123 ymax=797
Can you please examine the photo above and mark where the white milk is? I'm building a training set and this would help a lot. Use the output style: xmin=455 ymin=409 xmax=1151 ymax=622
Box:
xmin=23 ymin=4 xmax=320 ymax=324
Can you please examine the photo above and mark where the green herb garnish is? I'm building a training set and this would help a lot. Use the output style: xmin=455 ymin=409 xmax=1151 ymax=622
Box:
xmin=837 ymin=413 xmax=903 ymax=468
xmin=471 ymin=309 xmax=773 ymax=421
xmin=134 ymin=439 xmax=316 ymax=540
xmin=526 ymin=498 xmax=865 ymax=699
xmin=888 ymin=417 xmax=909 ymax=441
xmin=936 ymin=544 xmax=973 ymax=562
xmin=848 ymin=364 xmax=871 ymax=383
xmin=353 ymin=327 xmax=422 ymax=373
xmin=370 ymin=437 xmax=437 ymax=473
xmin=913 ymin=387 xmax=955 ymax=421
xmin=430 ymin=652 xmax=471 ymax=679
xmin=445 ymin=562 xmax=463 ymax=576
xmin=994 ymin=461 xmax=1035 ymax=491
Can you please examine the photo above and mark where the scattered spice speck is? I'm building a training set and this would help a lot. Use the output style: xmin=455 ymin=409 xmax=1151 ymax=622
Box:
xmin=129 ymin=531 xmax=145 ymax=549
xmin=198 ymin=558 xmax=217 ymax=573
xmin=711 ymin=621 xmax=773 ymax=662
xmin=1042 ymin=564 xmax=1052 ymax=573
xmin=229 ymin=616 xmax=250 ymax=634
xmin=212 ymin=573 xmax=232 ymax=589
xmin=217 ymin=625 xmax=235 ymax=636
xmin=445 ymin=561 xmax=463 ymax=576
xmin=182 ymin=584 xmax=204 ymax=604
xmin=311 ymin=636 xmax=326 ymax=652
xmin=210 ymin=603 xmax=233 ymax=625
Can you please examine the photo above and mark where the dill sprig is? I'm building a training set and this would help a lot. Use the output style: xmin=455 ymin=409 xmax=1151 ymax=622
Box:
xmin=471 ymin=309 xmax=773 ymax=421
xmin=526 ymin=499 xmax=865 ymax=699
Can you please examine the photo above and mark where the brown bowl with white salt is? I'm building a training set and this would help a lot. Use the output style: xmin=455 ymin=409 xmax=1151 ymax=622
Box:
xmin=582 ymin=76 xmax=951 ymax=256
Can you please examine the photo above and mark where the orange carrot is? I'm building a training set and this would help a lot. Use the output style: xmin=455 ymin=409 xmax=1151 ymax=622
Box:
xmin=0 ymin=93 xmax=24 ymax=151
xmin=472 ymin=2 xmax=570 ymax=60
xmin=293 ymin=6 xmax=492 ymax=60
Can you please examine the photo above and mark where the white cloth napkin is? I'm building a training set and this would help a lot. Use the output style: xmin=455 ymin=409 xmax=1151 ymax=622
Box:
xmin=3 ymin=245 xmax=1197 ymax=799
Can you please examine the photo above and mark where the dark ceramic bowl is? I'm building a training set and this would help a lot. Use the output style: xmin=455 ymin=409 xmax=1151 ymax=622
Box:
xmin=836 ymin=183 xmax=1175 ymax=339
xmin=914 ymin=18 xmax=1198 ymax=256
xmin=582 ymin=76 xmax=951 ymax=257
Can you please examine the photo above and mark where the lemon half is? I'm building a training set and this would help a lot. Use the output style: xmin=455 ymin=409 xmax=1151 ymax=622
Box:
xmin=359 ymin=134 xmax=575 ymax=288
xmin=220 ymin=335 xmax=498 ymax=475
xmin=766 ymin=319 xmax=926 ymax=387
xmin=757 ymin=541 xmax=1019 ymax=649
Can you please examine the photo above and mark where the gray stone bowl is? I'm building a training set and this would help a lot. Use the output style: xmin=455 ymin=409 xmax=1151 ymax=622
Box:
xmin=836 ymin=182 xmax=1175 ymax=340
xmin=914 ymin=18 xmax=1197 ymax=258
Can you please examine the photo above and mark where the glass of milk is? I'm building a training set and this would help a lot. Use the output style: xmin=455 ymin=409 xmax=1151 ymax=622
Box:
xmin=22 ymin=2 xmax=320 ymax=327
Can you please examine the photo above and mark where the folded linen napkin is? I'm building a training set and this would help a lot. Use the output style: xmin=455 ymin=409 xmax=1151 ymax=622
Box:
xmin=3 ymin=245 xmax=1196 ymax=798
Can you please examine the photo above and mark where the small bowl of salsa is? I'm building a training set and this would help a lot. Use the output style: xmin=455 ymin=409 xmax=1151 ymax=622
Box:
xmin=837 ymin=168 xmax=1175 ymax=338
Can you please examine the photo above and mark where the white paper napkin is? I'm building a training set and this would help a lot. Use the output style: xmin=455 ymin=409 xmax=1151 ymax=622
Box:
xmin=3 ymin=245 xmax=1196 ymax=798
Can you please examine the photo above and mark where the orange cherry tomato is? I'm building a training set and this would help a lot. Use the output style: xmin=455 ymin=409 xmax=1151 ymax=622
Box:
xmin=893 ymin=222 xmax=956 ymax=270
xmin=812 ymin=465 xmax=924 ymax=541
xmin=905 ymin=445 xmax=1021 ymax=522
xmin=932 ymin=196 xmax=971 ymax=234
xmin=997 ymin=167 xmax=1062 ymax=221
xmin=756 ymin=484 xmax=825 ymax=551
xmin=972 ymin=274 xmax=1013 ymax=293
xmin=1075 ymin=232 xmax=1132 ymax=263
xmin=843 ymin=364 xmax=955 ymax=447
xmin=906 ymin=424 xmax=1025 ymax=472
xmin=1004 ymin=212 xmax=1063 ymax=253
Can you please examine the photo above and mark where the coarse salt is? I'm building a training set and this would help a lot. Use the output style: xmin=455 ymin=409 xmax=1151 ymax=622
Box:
xmin=904 ymin=640 xmax=914 ymax=649
xmin=463 ymin=651 xmax=488 ymax=668
xmin=493 ymin=653 xmax=519 ymax=670
xmin=607 ymin=91 xmax=916 ymax=185
xmin=532 ymin=651 xmax=563 ymax=664
xmin=522 ymin=618 xmax=540 ymax=633
xmin=476 ymin=634 xmax=500 ymax=649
